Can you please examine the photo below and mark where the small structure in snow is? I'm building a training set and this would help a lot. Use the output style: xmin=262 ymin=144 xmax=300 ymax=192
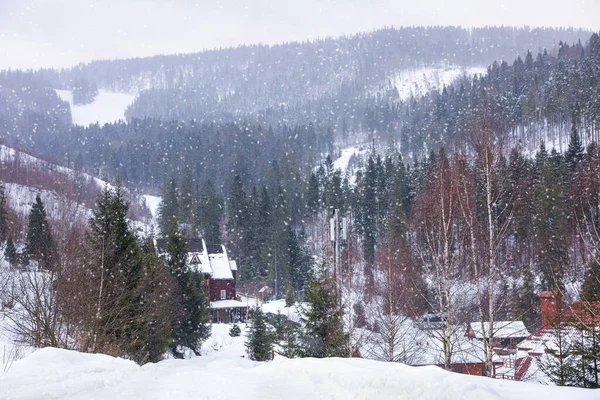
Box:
xmin=155 ymin=238 xmax=248 ymax=323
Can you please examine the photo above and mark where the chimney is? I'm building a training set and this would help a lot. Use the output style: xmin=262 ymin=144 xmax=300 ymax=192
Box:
xmin=540 ymin=291 xmax=562 ymax=329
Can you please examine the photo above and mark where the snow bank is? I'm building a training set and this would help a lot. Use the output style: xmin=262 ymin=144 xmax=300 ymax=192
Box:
xmin=55 ymin=89 xmax=135 ymax=126
xmin=1 ymin=343 xmax=597 ymax=400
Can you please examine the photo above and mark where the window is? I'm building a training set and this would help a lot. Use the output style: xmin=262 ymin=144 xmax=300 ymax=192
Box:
xmin=220 ymin=289 xmax=226 ymax=300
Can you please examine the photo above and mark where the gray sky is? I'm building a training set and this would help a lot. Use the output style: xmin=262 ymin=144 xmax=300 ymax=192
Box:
xmin=0 ymin=0 xmax=598 ymax=70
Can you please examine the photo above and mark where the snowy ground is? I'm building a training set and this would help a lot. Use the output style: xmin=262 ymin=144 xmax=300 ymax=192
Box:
xmin=55 ymin=89 xmax=136 ymax=126
xmin=375 ymin=66 xmax=487 ymax=100
xmin=1 ymin=321 xmax=597 ymax=400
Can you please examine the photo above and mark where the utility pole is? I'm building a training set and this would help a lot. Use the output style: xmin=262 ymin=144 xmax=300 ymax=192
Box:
xmin=329 ymin=209 xmax=347 ymax=298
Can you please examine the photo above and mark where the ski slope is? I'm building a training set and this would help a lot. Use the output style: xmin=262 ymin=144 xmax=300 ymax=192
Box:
xmin=55 ymin=89 xmax=136 ymax=126
xmin=1 ymin=323 xmax=597 ymax=400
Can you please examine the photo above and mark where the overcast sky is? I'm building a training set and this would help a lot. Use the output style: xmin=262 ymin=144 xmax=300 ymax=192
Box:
xmin=0 ymin=0 xmax=598 ymax=70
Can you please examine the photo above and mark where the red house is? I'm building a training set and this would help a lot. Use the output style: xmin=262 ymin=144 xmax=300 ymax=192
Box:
xmin=512 ymin=291 xmax=600 ymax=382
xmin=156 ymin=238 xmax=248 ymax=323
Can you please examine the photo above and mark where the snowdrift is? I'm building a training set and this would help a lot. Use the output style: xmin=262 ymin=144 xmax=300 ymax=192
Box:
xmin=1 ymin=346 xmax=598 ymax=400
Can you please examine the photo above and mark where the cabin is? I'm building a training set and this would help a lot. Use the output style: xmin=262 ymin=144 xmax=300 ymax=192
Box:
xmin=155 ymin=238 xmax=248 ymax=323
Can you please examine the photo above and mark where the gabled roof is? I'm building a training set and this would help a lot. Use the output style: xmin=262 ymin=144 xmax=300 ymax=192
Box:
xmin=468 ymin=321 xmax=530 ymax=340
xmin=155 ymin=238 xmax=236 ymax=280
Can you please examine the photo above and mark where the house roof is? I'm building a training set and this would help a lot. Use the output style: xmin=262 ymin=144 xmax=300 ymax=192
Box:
xmin=210 ymin=299 xmax=249 ymax=309
xmin=155 ymin=238 xmax=236 ymax=280
xmin=468 ymin=321 xmax=530 ymax=340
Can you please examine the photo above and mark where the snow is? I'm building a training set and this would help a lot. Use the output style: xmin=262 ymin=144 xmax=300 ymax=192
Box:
xmin=142 ymin=195 xmax=161 ymax=220
xmin=2 ymin=330 xmax=598 ymax=400
xmin=260 ymin=299 xmax=303 ymax=324
xmin=55 ymin=89 xmax=136 ymax=126
xmin=3 ymin=182 xmax=91 ymax=221
xmin=332 ymin=146 xmax=367 ymax=172
xmin=468 ymin=321 xmax=530 ymax=340
xmin=208 ymin=253 xmax=234 ymax=280
xmin=382 ymin=67 xmax=487 ymax=100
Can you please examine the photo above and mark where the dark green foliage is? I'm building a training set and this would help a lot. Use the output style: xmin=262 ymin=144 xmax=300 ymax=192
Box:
xmin=134 ymin=239 xmax=175 ymax=363
xmin=582 ymin=258 xmax=600 ymax=302
xmin=306 ymin=172 xmax=320 ymax=217
xmin=246 ymin=306 xmax=273 ymax=361
xmin=285 ymin=285 xmax=296 ymax=308
xmin=25 ymin=195 xmax=56 ymax=270
xmin=157 ymin=177 xmax=179 ymax=238
xmin=301 ymin=263 xmax=349 ymax=358
xmin=5 ymin=236 xmax=18 ymax=266
xmin=532 ymin=146 xmax=569 ymax=290
xmin=199 ymin=180 xmax=224 ymax=246
xmin=85 ymin=184 xmax=146 ymax=359
xmin=565 ymin=118 xmax=585 ymax=174
xmin=165 ymin=223 xmax=211 ymax=357
xmin=229 ymin=324 xmax=241 ymax=337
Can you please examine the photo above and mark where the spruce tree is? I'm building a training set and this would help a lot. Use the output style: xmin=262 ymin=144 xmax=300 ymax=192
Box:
xmin=5 ymin=236 xmax=18 ymax=266
xmin=85 ymin=184 xmax=144 ymax=358
xmin=301 ymin=263 xmax=348 ymax=358
xmin=199 ymin=180 xmax=224 ymax=246
xmin=165 ymin=222 xmax=211 ymax=356
xmin=246 ymin=306 xmax=273 ymax=361
xmin=157 ymin=177 xmax=179 ymax=238
xmin=565 ymin=118 xmax=584 ymax=174
xmin=25 ymin=195 xmax=55 ymax=270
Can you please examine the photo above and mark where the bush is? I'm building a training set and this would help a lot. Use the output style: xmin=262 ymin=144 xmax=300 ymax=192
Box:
xmin=229 ymin=324 xmax=241 ymax=337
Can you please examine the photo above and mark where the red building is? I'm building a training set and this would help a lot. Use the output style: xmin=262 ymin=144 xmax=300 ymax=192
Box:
xmin=156 ymin=238 xmax=248 ymax=323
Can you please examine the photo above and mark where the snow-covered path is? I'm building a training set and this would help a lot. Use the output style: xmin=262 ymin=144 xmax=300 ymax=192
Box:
xmin=2 ymin=324 xmax=598 ymax=400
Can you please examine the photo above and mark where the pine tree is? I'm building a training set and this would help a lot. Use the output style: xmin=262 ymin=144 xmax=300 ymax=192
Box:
xmin=582 ymin=258 xmax=600 ymax=302
xmin=85 ymin=184 xmax=145 ymax=358
xmin=565 ymin=118 xmax=584 ymax=174
xmin=165 ymin=223 xmax=211 ymax=356
xmin=157 ymin=177 xmax=179 ymax=237
xmin=199 ymin=180 xmax=223 ymax=246
xmin=5 ymin=236 xmax=18 ymax=266
xmin=25 ymin=195 xmax=55 ymax=270
xmin=306 ymin=172 xmax=320 ymax=217
xmin=246 ymin=306 xmax=273 ymax=361
xmin=134 ymin=239 xmax=175 ymax=364
xmin=301 ymin=263 xmax=349 ymax=358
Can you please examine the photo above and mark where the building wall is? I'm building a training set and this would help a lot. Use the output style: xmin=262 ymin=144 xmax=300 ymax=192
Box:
xmin=209 ymin=279 xmax=236 ymax=301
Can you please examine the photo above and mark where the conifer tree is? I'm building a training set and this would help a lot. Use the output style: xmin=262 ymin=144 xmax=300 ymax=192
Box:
xmin=25 ymin=195 xmax=55 ymax=270
xmin=5 ymin=236 xmax=18 ymax=266
xmin=246 ymin=306 xmax=273 ymax=361
xmin=199 ymin=180 xmax=223 ymax=245
xmin=158 ymin=177 xmax=179 ymax=237
xmin=301 ymin=263 xmax=348 ymax=358
xmin=84 ymin=184 xmax=145 ymax=357
xmin=165 ymin=222 xmax=211 ymax=356
xmin=565 ymin=118 xmax=584 ymax=175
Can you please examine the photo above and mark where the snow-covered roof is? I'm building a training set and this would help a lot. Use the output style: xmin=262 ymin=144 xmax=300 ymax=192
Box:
xmin=468 ymin=321 xmax=529 ymax=340
xmin=155 ymin=238 xmax=237 ymax=280
xmin=208 ymin=253 xmax=234 ymax=280
xmin=209 ymin=299 xmax=248 ymax=309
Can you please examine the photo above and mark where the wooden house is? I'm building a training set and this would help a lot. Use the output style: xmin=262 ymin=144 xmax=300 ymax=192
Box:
xmin=155 ymin=238 xmax=248 ymax=323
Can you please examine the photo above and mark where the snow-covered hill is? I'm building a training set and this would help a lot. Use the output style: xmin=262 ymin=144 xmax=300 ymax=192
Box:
xmin=55 ymin=89 xmax=136 ymax=126
xmin=0 ymin=144 xmax=151 ymax=224
xmin=1 ymin=323 xmax=597 ymax=400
